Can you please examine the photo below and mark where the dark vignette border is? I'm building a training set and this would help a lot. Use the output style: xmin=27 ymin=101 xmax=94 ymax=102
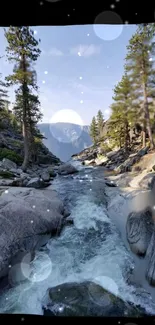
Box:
xmin=0 ymin=0 xmax=155 ymax=26
xmin=0 ymin=0 xmax=155 ymax=324
xmin=0 ymin=314 xmax=154 ymax=324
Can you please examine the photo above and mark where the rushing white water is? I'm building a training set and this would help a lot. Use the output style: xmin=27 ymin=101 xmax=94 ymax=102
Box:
xmin=0 ymin=163 xmax=155 ymax=315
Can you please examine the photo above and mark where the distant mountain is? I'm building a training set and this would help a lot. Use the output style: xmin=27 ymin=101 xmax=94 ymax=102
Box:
xmin=37 ymin=122 xmax=92 ymax=162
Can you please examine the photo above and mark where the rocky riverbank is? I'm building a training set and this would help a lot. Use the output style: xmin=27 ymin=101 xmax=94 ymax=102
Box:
xmin=0 ymin=160 xmax=78 ymax=284
xmin=1 ymin=151 xmax=155 ymax=291
xmin=72 ymin=140 xmax=155 ymax=174
xmin=103 ymin=168 xmax=155 ymax=292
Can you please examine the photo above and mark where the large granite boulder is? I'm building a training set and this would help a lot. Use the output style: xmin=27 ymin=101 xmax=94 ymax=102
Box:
xmin=57 ymin=164 xmax=78 ymax=176
xmin=43 ymin=281 xmax=146 ymax=316
xmin=0 ymin=187 xmax=66 ymax=280
xmin=126 ymin=207 xmax=154 ymax=256
xmin=0 ymin=158 xmax=17 ymax=170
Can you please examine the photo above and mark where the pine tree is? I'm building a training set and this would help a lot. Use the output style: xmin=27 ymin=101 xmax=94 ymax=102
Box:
xmin=5 ymin=26 xmax=41 ymax=171
xmin=89 ymin=116 xmax=98 ymax=144
xmin=96 ymin=110 xmax=104 ymax=139
xmin=27 ymin=93 xmax=43 ymax=163
xmin=125 ymin=23 xmax=155 ymax=149
xmin=0 ymin=73 xmax=8 ymax=114
xmin=108 ymin=72 xmax=139 ymax=152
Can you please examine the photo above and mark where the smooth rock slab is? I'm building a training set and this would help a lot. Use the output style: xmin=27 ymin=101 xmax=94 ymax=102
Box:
xmin=126 ymin=207 xmax=154 ymax=256
xmin=44 ymin=281 xmax=146 ymax=316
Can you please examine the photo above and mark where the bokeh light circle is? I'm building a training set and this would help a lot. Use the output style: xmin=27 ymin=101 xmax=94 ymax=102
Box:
xmin=94 ymin=11 xmax=123 ymax=41
xmin=21 ymin=252 xmax=53 ymax=283
xmin=49 ymin=109 xmax=84 ymax=143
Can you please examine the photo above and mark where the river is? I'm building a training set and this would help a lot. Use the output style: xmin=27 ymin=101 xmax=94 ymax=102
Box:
xmin=0 ymin=161 xmax=155 ymax=315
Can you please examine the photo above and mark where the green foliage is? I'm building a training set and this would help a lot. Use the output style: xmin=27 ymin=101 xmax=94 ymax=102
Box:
xmin=107 ymin=73 xmax=134 ymax=150
xmin=34 ymin=136 xmax=42 ymax=144
xmin=5 ymin=26 xmax=42 ymax=169
xmin=96 ymin=110 xmax=105 ymax=138
xmin=9 ymin=139 xmax=22 ymax=148
xmin=0 ymin=170 xmax=14 ymax=179
xmin=125 ymin=23 xmax=155 ymax=148
xmin=100 ymin=142 xmax=111 ymax=153
xmin=89 ymin=117 xmax=98 ymax=144
xmin=0 ymin=148 xmax=23 ymax=164
xmin=0 ymin=73 xmax=8 ymax=112
xmin=0 ymin=121 xmax=6 ymax=130
xmin=9 ymin=113 xmax=19 ymax=130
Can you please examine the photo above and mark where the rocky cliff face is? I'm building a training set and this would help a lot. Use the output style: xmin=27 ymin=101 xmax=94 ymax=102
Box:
xmin=0 ymin=124 xmax=61 ymax=167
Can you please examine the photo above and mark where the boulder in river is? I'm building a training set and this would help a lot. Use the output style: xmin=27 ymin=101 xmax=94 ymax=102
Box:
xmin=57 ymin=164 xmax=78 ymax=176
xmin=0 ymin=187 xmax=66 ymax=280
xmin=26 ymin=177 xmax=51 ymax=189
xmin=44 ymin=281 xmax=146 ymax=316
xmin=126 ymin=207 xmax=154 ymax=256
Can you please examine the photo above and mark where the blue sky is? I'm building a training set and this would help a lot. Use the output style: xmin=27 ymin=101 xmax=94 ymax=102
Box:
xmin=0 ymin=24 xmax=137 ymax=125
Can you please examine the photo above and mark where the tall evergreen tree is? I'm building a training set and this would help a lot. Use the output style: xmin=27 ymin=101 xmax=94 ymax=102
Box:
xmin=108 ymin=72 xmax=139 ymax=151
xmin=5 ymin=26 xmax=41 ymax=171
xmin=96 ymin=110 xmax=104 ymax=139
xmin=125 ymin=23 xmax=155 ymax=149
xmin=90 ymin=116 xmax=98 ymax=144
xmin=0 ymin=73 xmax=8 ymax=114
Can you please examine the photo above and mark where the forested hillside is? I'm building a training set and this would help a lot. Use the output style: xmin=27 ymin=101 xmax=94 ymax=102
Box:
xmin=89 ymin=24 xmax=155 ymax=153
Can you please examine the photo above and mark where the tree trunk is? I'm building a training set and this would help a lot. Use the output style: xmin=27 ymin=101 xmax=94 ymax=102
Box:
xmin=142 ymin=115 xmax=146 ymax=148
xmin=143 ymin=99 xmax=154 ymax=148
xmin=22 ymin=118 xmax=29 ymax=172
xmin=142 ymin=57 xmax=154 ymax=149
xmin=119 ymin=136 xmax=121 ymax=149
xmin=125 ymin=119 xmax=130 ymax=152
xmin=21 ymin=56 xmax=29 ymax=172
xmin=142 ymin=130 xmax=146 ymax=148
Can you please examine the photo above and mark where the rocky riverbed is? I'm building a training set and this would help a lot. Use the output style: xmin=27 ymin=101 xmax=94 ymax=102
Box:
xmin=0 ymin=160 xmax=155 ymax=316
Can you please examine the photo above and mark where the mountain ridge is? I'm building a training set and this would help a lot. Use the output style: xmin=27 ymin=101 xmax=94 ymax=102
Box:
xmin=38 ymin=122 xmax=92 ymax=162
